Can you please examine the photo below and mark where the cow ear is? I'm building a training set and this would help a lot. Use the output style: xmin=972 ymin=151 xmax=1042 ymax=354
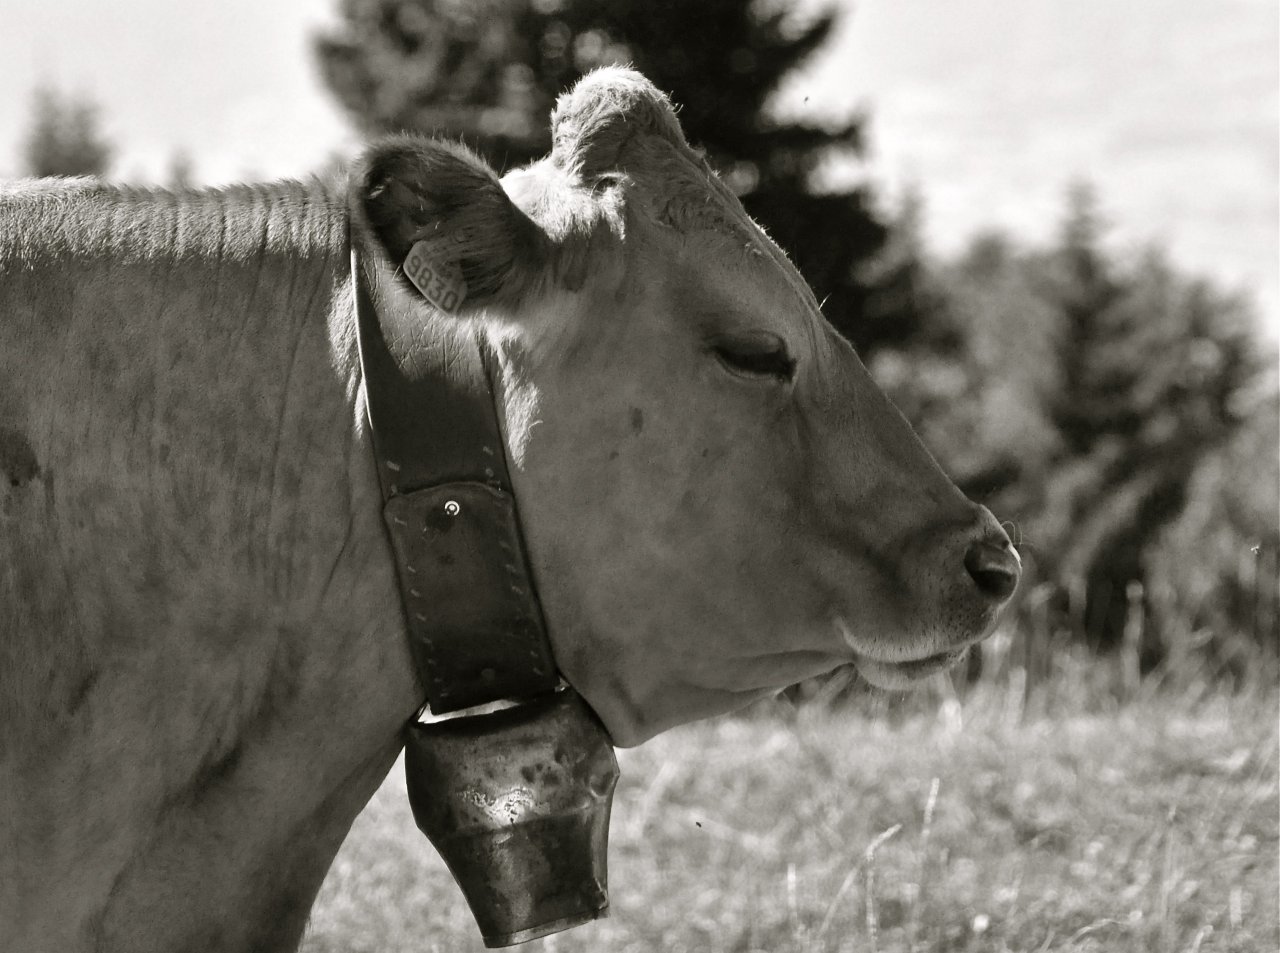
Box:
xmin=352 ymin=136 xmax=550 ymax=312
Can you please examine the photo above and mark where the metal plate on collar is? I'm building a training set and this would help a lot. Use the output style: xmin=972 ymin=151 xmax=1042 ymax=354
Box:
xmin=383 ymin=481 xmax=560 ymax=713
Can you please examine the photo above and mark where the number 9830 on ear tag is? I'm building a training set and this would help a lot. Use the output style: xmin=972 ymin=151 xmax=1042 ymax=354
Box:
xmin=404 ymin=240 xmax=469 ymax=314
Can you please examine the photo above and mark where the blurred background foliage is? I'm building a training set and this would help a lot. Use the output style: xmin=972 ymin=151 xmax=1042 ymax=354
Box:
xmin=21 ymin=85 xmax=112 ymax=178
xmin=23 ymin=0 xmax=1276 ymax=695
xmin=869 ymin=183 xmax=1277 ymax=696
xmin=311 ymin=0 xmax=1276 ymax=694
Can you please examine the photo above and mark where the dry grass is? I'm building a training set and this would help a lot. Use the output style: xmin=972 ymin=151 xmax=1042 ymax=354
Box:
xmin=302 ymin=683 xmax=1277 ymax=953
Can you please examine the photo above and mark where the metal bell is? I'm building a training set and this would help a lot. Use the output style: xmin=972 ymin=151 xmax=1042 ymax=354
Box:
xmin=404 ymin=689 xmax=619 ymax=947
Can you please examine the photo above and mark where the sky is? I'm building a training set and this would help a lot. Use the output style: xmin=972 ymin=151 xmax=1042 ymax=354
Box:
xmin=0 ymin=0 xmax=1276 ymax=336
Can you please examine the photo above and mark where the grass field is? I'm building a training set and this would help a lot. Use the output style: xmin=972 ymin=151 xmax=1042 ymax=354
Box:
xmin=301 ymin=682 xmax=1278 ymax=953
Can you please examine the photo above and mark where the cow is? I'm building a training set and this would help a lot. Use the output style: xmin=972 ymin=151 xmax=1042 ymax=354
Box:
xmin=0 ymin=68 xmax=1019 ymax=952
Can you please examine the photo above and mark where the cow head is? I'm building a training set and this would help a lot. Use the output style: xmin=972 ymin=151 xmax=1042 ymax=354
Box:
xmin=352 ymin=68 xmax=1019 ymax=747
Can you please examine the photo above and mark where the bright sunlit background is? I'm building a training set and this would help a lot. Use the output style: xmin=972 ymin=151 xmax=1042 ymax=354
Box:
xmin=0 ymin=0 xmax=1275 ymax=337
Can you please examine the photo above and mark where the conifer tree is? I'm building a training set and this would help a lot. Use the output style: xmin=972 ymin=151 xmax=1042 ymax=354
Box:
xmin=1030 ymin=185 xmax=1267 ymax=654
xmin=22 ymin=86 xmax=112 ymax=178
xmin=886 ymin=183 xmax=1271 ymax=663
xmin=314 ymin=0 xmax=890 ymax=350
xmin=1042 ymin=182 xmax=1130 ymax=455
xmin=858 ymin=186 xmax=956 ymax=353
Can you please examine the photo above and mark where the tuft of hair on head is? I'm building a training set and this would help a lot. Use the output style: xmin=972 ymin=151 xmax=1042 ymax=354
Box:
xmin=551 ymin=67 xmax=689 ymax=180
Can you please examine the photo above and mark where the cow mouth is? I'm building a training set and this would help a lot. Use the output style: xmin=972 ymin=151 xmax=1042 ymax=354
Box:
xmin=853 ymin=649 xmax=968 ymax=690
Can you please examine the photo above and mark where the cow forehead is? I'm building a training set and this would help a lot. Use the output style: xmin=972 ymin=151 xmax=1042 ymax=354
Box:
xmin=663 ymin=234 xmax=812 ymax=332
xmin=645 ymin=205 xmax=828 ymax=354
xmin=507 ymin=148 xmax=823 ymax=340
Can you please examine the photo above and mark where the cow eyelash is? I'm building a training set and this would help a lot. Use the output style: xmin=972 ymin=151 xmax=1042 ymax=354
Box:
xmin=711 ymin=337 xmax=796 ymax=383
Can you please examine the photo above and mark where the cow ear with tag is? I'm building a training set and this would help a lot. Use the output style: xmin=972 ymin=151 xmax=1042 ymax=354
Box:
xmin=352 ymin=137 xmax=551 ymax=314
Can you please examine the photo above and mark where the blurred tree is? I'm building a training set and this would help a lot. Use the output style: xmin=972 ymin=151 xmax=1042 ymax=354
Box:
xmin=1034 ymin=203 xmax=1266 ymax=656
xmin=315 ymin=0 xmax=548 ymax=168
xmin=870 ymin=182 xmax=1272 ymax=670
xmin=857 ymin=185 xmax=957 ymax=354
xmin=867 ymin=224 xmax=1061 ymax=509
xmin=1146 ymin=382 xmax=1279 ymax=685
xmin=22 ymin=86 xmax=112 ymax=178
xmin=167 ymin=150 xmax=196 ymax=190
xmin=912 ymin=188 xmax=1270 ymax=664
xmin=314 ymin=0 xmax=892 ymax=351
xmin=1041 ymin=182 xmax=1131 ymax=456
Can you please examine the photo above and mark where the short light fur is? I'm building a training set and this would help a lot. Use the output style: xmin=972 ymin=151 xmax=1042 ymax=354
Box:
xmin=1 ymin=67 xmax=1014 ymax=953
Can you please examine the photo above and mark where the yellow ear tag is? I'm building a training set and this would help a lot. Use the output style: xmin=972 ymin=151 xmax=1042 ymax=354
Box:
xmin=404 ymin=240 xmax=468 ymax=314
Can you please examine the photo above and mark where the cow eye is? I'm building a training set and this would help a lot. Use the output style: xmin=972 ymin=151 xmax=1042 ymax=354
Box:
xmin=711 ymin=334 xmax=796 ymax=383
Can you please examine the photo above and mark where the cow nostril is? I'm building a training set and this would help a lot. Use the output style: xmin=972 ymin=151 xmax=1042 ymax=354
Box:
xmin=964 ymin=538 xmax=1021 ymax=601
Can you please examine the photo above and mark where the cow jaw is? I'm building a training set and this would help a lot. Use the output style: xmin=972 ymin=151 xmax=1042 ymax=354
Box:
xmin=851 ymin=650 xmax=971 ymax=691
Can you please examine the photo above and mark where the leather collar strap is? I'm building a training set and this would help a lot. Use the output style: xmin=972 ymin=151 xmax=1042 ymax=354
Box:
xmin=351 ymin=247 xmax=559 ymax=714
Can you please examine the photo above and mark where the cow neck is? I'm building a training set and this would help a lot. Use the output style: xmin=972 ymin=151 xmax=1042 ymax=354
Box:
xmin=350 ymin=246 xmax=560 ymax=714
